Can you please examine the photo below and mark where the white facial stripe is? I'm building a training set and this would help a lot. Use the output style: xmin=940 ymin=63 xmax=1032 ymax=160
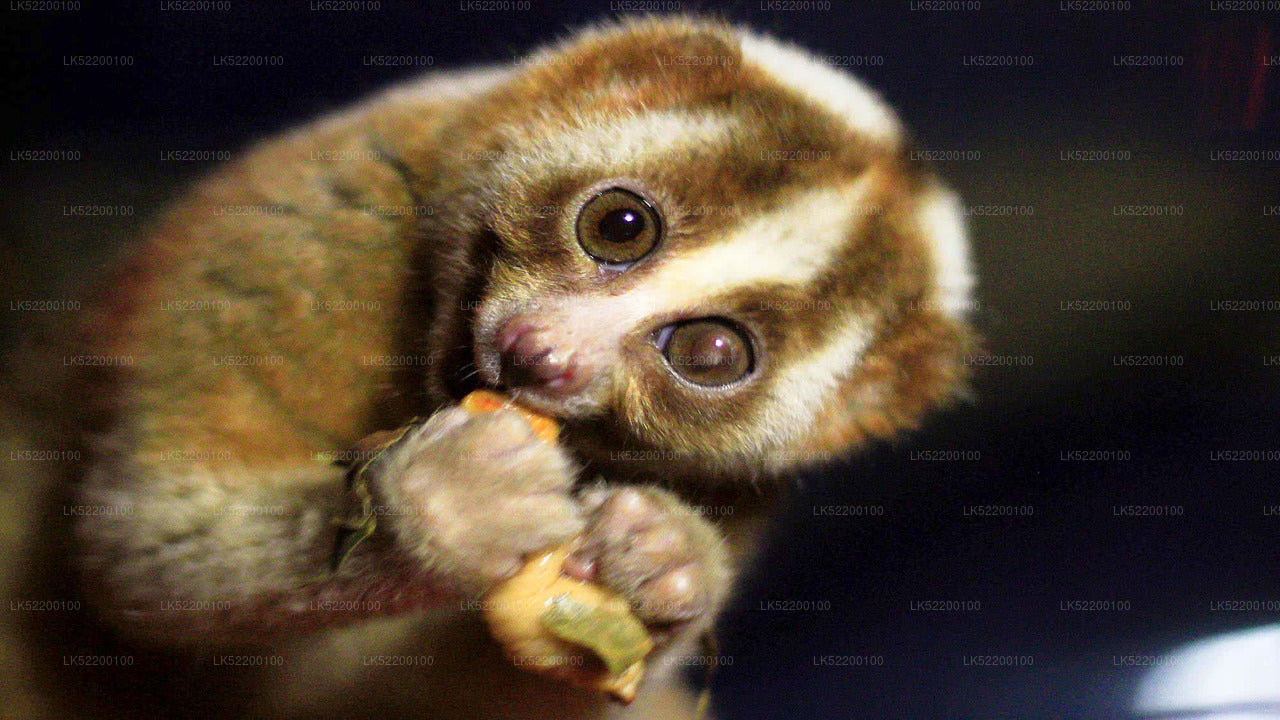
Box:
xmin=510 ymin=292 xmax=875 ymax=455
xmin=504 ymin=180 xmax=876 ymax=414
xmin=499 ymin=110 xmax=737 ymax=174
xmin=738 ymin=32 xmax=902 ymax=147
xmin=645 ymin=179 xmax=874 ymax=309
xmin=917 ymin=186 xmax=974 ymax=319
xmin=759 ymin=312 xmax=875 ymax=454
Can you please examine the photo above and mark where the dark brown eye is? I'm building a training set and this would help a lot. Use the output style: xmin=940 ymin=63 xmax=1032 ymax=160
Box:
xmin=576 ymin=188 xmax=660 ymax=265
xmin=659 ymin=320 xmax=754 ymax=387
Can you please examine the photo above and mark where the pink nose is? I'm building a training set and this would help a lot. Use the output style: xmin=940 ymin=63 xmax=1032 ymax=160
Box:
xmin=495 ymin=317 xmax=584 ymax=395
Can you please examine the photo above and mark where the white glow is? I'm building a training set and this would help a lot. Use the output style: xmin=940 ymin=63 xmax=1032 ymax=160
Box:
xmin=1134 ymin=623 xmax=1280 ymax=718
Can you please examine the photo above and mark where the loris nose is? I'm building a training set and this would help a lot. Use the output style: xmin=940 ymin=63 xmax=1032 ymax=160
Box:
xmin=496 ymin=318 xmax=585 ymax=395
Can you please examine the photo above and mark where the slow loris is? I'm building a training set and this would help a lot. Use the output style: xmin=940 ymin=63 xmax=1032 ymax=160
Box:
xmin=68 ymin=15 xmax=975 ymax=720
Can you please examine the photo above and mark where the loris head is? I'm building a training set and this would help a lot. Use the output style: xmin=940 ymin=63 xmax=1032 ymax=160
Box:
xmin=422 ymin=16 xmax=976 ymax=483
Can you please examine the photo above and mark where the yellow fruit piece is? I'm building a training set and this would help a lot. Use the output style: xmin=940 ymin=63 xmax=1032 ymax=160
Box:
xmin=483 ymin=544 xmax=654 ymax=704
xmin=461 ymin=389 xmax=560 ymax=444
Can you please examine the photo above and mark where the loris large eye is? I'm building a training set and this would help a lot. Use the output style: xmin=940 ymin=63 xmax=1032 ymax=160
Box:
xmin=657 ymin=320 xmax=754 ymax=387
xmin=576 ymin=188 xmax=661 ymax=265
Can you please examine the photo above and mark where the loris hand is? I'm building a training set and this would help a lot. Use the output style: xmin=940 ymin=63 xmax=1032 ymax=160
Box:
xmin=372 ymin=405 xmax=585 ymax=594
xmin=569 ymin=487 xmax=731 ymax=643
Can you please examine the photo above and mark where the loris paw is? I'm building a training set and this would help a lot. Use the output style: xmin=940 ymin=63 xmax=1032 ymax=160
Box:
xmin=568 ymin=487 xmax=730 ymax=639
xmin=373 ymin=405 xmax=584 ymax=593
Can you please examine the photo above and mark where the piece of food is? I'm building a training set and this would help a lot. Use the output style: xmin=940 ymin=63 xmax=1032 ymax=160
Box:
xmin=461 ymin=389 xmax=654 ymax=703
xmin=461 ymin=388 xmax=560 ymax=443
xmin=483 ymin=544 xmax=653 ymax=703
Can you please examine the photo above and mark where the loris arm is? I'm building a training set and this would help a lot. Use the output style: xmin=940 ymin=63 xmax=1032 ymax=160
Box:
xmin=71 ymin=78 xmax=496 ymax=645
xmin=76 ymin=444 xmax=449 ymax=645
xmin=75 ymin=395 xmax=595 ymax=647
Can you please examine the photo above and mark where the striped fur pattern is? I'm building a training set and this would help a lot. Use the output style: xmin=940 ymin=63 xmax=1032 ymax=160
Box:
xmin=420 ymin=16 xmax=976 ymax=481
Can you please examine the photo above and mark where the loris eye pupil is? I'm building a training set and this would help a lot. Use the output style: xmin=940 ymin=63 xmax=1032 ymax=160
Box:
xmin=576 ymin=187 xmax=661 ymax=264
xmin=685 ymin=333 xmax=733 ymax=370
xmin=597 ymin=208 xmax=644 ymax=244
xmin=658 ymin=319 xmax=754 ymax=387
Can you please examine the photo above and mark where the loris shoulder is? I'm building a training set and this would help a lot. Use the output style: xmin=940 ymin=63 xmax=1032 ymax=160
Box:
xmin=41 ymin=14 xmax=975 ymax=720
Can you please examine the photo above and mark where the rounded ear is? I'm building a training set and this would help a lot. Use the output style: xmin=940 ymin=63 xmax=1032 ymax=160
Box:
xmin=794 ymin=309 xmax=977 ymax=459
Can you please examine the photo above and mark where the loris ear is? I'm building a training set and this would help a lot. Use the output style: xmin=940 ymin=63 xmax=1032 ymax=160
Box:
xmin=795 ymin=309 xmax=977 ymax=458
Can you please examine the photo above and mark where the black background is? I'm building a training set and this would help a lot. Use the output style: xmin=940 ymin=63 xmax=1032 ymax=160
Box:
xmin=4 ymin=1 xmax=1279 ymax=718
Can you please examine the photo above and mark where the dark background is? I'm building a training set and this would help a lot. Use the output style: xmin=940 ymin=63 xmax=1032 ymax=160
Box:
xmin=4 ymin=1 xmax=1279 ymax=718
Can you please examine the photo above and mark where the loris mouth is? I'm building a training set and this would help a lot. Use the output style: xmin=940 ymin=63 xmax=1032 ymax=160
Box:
xmin=471 ymin=310 xmax=603 ymax=422
xmin=470 ymin=319 xmax=564 ymax=419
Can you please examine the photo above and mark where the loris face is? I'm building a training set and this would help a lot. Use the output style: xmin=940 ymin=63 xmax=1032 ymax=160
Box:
xmin=424 ymin=18 xmax=975 ymax=481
